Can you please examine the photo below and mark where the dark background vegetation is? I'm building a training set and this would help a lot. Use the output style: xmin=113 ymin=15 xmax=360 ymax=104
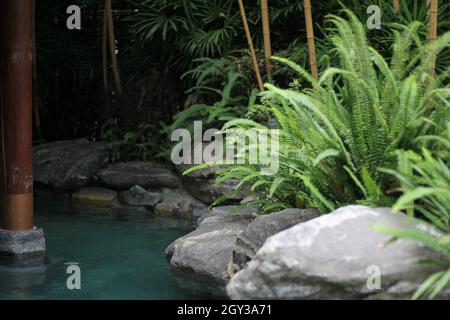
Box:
xmin=34 ymin=0 xmax=337 ymax=142
xmin=34 ymin=0 xmax=449 ymax=143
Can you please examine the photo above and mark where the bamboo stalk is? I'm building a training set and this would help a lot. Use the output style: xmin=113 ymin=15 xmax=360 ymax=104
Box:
xmin=393 ymin=0 xmax=400 ymax=13
xmin=261 ymin=0 xmax=273 ymax=77
xmin=428 ymin=0 xmax=438 ymax=77
xmin=105 ymin=0 xmax=123 ymax=95
xmin=237 ymin=0 xmax=264 ymax=92
xmin=102 ymin=0 xmax=108 ymax=91
xmin=304 ymin=0 xmax=318 ymax=81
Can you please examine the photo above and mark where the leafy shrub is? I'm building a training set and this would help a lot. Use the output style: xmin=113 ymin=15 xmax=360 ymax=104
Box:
xmin=101 ymin=121 xmax=169 ymax=162
xmin=375 ymin=143 xmax=450 ymax=299
xmin=213 ymin=10 xmax=450 ymax=212
xmin=164 ymin=58 xmax=260 ymax=134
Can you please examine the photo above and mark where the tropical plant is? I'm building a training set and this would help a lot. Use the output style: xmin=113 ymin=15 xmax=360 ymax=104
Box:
xmin=375 ymin=144 xmax=450 ymax=300
xmin=207 ymin=10 xmax=450 ymax=212
xmin=101 ymin=121 xmax=168 ymax=162
xmin=339 ymin=0 xmax=450 ymax=73
xmin=129 ymin=0 xmax=241 ymax=69
xmin=163 ymin=73 xmax=257 ymax=134
xmin=128 ymin=0 xmax=329 ymax=75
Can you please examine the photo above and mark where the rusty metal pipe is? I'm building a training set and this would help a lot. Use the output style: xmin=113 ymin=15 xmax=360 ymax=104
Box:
xmin=0 ymin=0 xmax=34 ymax=231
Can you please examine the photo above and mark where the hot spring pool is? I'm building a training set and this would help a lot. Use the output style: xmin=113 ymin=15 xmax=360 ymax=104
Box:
xmin=0 ymin=197 xmax=201 ymax=300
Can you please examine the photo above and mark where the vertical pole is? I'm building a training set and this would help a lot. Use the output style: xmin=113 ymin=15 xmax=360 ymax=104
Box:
xmin=0 ymin=0 xmax=34 ymax=231
xmin=106 ymin=0 xmax=123 ymax=95
xmin=102 ymin=0 xmax=109 ymax=91
xmin=393 ymin=0 xmax=400 ymax=13
xmin=304 ymin=0 xmax=318 ymax=81
xmin=261 ymin=0 xmax=273 ymax=77
xmin=237 ymin=0 xmax=264 ymax=92
xmin=428 ymin=0 xmax=438 ymax=77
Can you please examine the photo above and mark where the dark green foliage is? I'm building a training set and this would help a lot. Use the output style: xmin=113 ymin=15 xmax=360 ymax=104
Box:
xmin=212 ymin=11 xmax=450 ymax=212
xmin=101 ymin=121 xmax=169 ymax=163
xmin=375 ymin=140 xmax=450 ymax=299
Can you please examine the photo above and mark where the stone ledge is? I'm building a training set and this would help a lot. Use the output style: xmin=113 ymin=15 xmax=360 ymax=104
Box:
xmin=0 ymin=227 xmax=46 ymax=256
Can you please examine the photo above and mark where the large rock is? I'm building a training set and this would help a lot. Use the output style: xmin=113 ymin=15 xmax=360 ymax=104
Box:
xmin=165 ymin=206 xmax=258 ymax=297
xmin=154 ymin=188 xmax=207 ymax=220
xmin=98 ymin=162 xmax=181 ymax=190
xmin=176 ymin=164 xmax=243 ymax=205
xmin=33 ymin=139 xmax=109 ymax=190
xmin=232 ymin=208 xmax=320 ymax=272
xmin=72 ymin=188 xmax=117 ymax=206
xmin=227 ymin=206 xmax=446 ymax=300
xmin=118 ymin=185 xmax=161 ymax=207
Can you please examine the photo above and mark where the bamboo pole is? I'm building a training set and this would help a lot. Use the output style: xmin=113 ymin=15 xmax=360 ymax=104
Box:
xmin=261 ymin=0 xmax=273 ymax=77
xmin=304 ymin=0 xmax=318 ymax=81
xmin=393 ymin=0 xmax=400 ymax=13
xmin=428 ymin=0 xmax=438 ymax=77
xmin=102 ymin=1 xmax=108 ymax=91
xmin=237 ymin=0 xmax=264 ymax=92
xmin=105 ymin=0 xmax=122 ymax=95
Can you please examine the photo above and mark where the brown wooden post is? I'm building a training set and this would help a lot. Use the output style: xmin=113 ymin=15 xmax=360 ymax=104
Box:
xmin=0 ymin=0 xmax=34 ymax=231
xmin=304 ymin=0 xmax=318 ymax=81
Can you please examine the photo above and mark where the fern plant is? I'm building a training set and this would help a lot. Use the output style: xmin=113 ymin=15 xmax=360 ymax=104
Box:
xmin=164 ymin=62 xmax=258 ymax=134
xmin=101 ymin=121 xmax=168 ymax=163
xmin=213 ymin=10 xmax=450 ymax=212
xmin=338 ymin=0 xmax=450 ymax=73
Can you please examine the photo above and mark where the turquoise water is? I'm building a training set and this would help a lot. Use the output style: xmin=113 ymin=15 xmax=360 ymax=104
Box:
xmin=0 ymin=197 xmax=198 ymax=300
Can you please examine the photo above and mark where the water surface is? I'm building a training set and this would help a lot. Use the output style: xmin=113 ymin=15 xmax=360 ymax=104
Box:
xmin=0 ymin=197 xmax=197 ymax=300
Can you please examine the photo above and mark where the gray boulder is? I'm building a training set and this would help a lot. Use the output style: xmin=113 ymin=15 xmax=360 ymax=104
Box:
xmin=154 ymin=188 xmax=207 ymax=220
xmin=111 ymin=197 xmax=147 ymax=213
xmin=72 ymin=188 xmax=117 ymax=206
xmin=118 ymin=185 xmax=161 ymax=207
xmin=33 ymin=139 xmax=109 ymax=190
xmin=176 ymin=164 xmax=243 ymax=205
xmin=227 ymin=205 xmax=446 ymax=300
xmin=166 ymin=206 xmax=258 ymax=297
xmin=98 ymin=162 xmax=181 ymax=190
xmin=232 ymin=208 xmax=320 ymax=272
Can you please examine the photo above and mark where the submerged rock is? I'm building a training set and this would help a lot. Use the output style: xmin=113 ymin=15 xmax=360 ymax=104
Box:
xmin=118 ymin=185 xmax=161 ymax=207
xmin=154 ymin=202 xmax=176 ymax=217
xmin=227 ymin=205 xmax=445 ymax=300
xmin=72 ymin=188 xmax=117 ymax=206
xmin=98 ymin=162 xmax=181 ymax=190
xmin=232 ymin=208 xmax=320 ymax=272
xmin=111 ymin=197 xmax=148 ymax=213
xmin=165 ymin=206 xmax=258 ymax=297
xmin=33 ymin=139 xmax=109 ymax=190
xmin=154 ymin=188 xmax=207 ymax=220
